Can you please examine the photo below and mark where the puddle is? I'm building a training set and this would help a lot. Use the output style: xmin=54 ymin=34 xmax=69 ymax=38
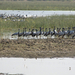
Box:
xmin=0 ymin=58 xmax=75 ymax=75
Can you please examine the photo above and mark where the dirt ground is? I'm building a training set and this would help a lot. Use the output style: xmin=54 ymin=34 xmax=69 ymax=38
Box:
xmin=0 ymin=38 xmax=75 ymax=58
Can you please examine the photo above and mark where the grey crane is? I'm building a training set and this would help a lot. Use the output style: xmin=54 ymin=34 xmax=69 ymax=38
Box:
xmin=11 ymin=28 xmax=24 ymax=37
xmin=50 ymin=26 xmax=58 ymax=36
xmin=57 ymin=28 xmax=65 ymax=38
xmin=23 ymin=28 xmax=32 ymax=37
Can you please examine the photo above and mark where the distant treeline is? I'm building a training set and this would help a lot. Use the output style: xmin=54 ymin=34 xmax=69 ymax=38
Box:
xmin=0 ymin=0 xmax=75 ymax=1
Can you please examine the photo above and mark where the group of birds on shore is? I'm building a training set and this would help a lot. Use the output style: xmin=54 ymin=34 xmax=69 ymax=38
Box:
xmin=11 ymin=26 xmax=75 ymax=39
xmin=0 ymin=14 xmax=29 ymax=21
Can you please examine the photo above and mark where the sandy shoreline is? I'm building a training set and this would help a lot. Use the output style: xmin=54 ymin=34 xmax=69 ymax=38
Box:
xmin=0 ymin=38 xmax=75 ymax=58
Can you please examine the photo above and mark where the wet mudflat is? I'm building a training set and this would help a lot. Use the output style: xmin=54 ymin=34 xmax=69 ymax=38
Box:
xmin=0 ymin=58 xmax=75 ymax=75
xmin=0 ymin=38 xmax=75 ymax=58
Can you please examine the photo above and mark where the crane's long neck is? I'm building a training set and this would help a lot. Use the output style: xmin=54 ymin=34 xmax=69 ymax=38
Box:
xmin=43 ymin=28 xmax=44 ymax=34
xmin=53 ymin=26 xmax=55 ymax=34
xmin=62 ymin=28 xmax=64 ymax=32
xmin=31 ymin=29 xmax=34 ymax=34
xmin=40 ymin=27 xmax=41 ymax=35
xmin=68 ymin=28 xmax=70 ymax=34
xmin=18 ymin=29 xmax=20 ymax=35
xmin=23 ymin=28 xmax=24 ymax=34
xmin=49 ymin=28 xmax=51 ymax=34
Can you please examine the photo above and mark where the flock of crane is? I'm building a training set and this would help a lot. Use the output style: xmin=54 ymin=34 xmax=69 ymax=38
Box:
xmin=0 ymin=14 xmax=29 ymax=21
xmin=11 ymin=26 xmax=75 ymax=39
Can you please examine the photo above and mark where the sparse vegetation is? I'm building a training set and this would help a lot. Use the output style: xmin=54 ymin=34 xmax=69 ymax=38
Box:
xmin=0 ymin=15 xmax=75 ymax=33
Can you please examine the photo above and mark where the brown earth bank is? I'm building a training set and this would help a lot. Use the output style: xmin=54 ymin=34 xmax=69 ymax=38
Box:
xmin=0 ymin=38 xmax=75 ymax=58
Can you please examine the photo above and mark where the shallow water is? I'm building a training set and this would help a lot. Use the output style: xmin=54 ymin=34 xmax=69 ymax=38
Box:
xmin=2 ymin=35 xmax=55 ymax=39
xmin=0 ymin=32 xmax=56 ymax=39
xmin=0 ymin=10 xmax=75 ymax=17
xmin=1 ymin=32 xmax=70 ymax=39
xmin=1 ymin=33 xmax=69 ymax=39
xmin=0 ymin=34 xmax=69 ymax=40
xmin=0 ymin=58 xmax=75 ymax=75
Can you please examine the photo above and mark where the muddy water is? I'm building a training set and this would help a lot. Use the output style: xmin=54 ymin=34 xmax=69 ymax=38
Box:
xmin=0 ymin=58 xmax=75 ymax=75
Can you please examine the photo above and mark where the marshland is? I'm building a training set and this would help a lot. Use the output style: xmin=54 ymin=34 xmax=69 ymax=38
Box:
xmin=0 ymin=15 xmax=75 ymax=33
xmin=0 ymin=11 xmax=75 ymax=56
xmin=0 ymin=14 xmax=75 ymax=57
